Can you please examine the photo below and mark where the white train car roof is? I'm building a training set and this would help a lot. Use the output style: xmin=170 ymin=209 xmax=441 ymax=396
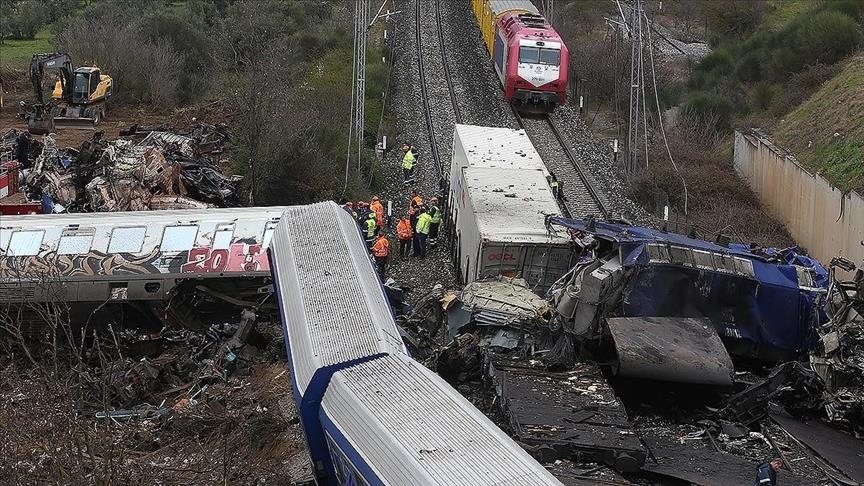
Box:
xmin=452 ymin=124 xmax=547 ymax=173
xmin=489 ymin=0 xmax=539 ymax=17
xmin=321 ymin=353 xmax=562 ymax=485
xmin=462 ymin=166 xmax=566 ymax=245
xmin=0 ymin=207 xmax=287 ymax=278
xmin=269 ymin=201 xmax=405 ymax=397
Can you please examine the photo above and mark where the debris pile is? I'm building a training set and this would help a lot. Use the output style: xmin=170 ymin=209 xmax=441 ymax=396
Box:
xmin=0 ymin=305 xmax=313 ymax=484
xmin=811 ymin=257 xmax=864 ymax=437
xmin=0 ymin=124 xmax=240 ymax=213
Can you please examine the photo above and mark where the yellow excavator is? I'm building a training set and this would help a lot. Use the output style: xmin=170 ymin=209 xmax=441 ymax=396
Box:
xmin=21 ymin=52 xmax=113 ymax=135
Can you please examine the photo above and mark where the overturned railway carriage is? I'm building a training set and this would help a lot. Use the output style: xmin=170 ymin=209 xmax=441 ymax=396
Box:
xmin=0 ymin=207 xmax=285 ymax=329
xmin=549 ymin=217 xmax=829 ymax=370
xmin=472 ymin=0 xmax=569 ymax=111
xmin=269 ymin=201 xmax=561 ymax=485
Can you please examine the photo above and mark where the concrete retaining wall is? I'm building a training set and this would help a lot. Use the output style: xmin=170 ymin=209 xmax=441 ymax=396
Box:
xmin=734 ymin=130 xmax=864 ymax=267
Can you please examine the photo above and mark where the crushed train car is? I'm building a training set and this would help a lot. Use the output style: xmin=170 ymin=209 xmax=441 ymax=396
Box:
xmin=547 ymin=217 xmax=829 ymax=383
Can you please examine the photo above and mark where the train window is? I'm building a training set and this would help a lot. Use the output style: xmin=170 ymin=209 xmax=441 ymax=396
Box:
xmin=8 ymin=230 xmax=44 ymax=256
xmin=0 ymin=228 xmax=13 ymax=251
xmin=161 ymin=225 xmax=199 ymax=252
xmin=108 ymin=226 xmax=147 ymax=253
xmin=518 ymin=46 xmax=540 ymax=64
xmin=261 ymin=221 xmax=278 ymax=249
xmin=539 ymin=48 xmax=560 ymax=66
xmin=213 ymin=228 xmax=234 ymax=250
xmin=58 ymin=234 xmax=94 ymax=255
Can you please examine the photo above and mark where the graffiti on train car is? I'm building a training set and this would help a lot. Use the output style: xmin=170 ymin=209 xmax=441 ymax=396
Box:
xmin=0 ymin=247 xmax=163 ymax=278
xmin=1 ymin=243 xmax=268 ymax=279
xmin=180 ymin=243 xmax=269 ymax=273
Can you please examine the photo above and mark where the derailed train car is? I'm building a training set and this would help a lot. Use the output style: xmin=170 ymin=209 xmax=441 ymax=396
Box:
xmin=471 ymin=0 xmax=569 ymax=111
xmin=548 ymin=217 xmax=828 ymax=384
xmin=0 ymin=207 xmax=285 ymax=330
xmin=269 ymin=201 xmax=562 ymax=485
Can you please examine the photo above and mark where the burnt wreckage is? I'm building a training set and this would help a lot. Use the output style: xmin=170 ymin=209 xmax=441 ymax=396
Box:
xmin=546 ymin=216 xmax=828 ymax=383
xmin=419 ymin=214 xmax=864 ymax=483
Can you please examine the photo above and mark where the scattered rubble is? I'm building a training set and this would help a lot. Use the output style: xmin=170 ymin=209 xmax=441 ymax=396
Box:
xmin=0 ymin=123 xmax=239 ymax=214
xmin=0 ymin=303 xmax=312 ymax=484
xmin=391 ymin=220 xmax=863 ymax=485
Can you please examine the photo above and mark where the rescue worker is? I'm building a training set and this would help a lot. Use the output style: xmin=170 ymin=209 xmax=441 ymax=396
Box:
xmin=408 ymin=190 xmax=423 ymax=232
xmin=549 ymin=171 xmax=565 ymax=203
xmin=547 ymin=174 xmax=560 ymax=199
xmin=342 ymin=201 xmax=357 ymax=220
xmin=370 ymin=195 xmax=385 ymax=228
xmin=414 ymin=206 xmax=432 ymax=258
xmin=753 ymin=458 xmax=782 ymax=486
xmin=371 ymin=230 xmax=390 ymax=276
xmin=396 ymin=214 xmax=413 ymax=259
xmin=428 ymin=196 xmax=442 ymax=247
xmin=402 ymin=142 xmax=416 ymax=184
xmin=357 ymin=201 xmax=370 ymax=224
xmin=364 ymin=210 xmax=377 ymax=249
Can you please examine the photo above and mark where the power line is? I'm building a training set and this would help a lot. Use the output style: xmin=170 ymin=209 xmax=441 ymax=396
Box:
xmin=644 ymin=10 xmax=688 ymax=215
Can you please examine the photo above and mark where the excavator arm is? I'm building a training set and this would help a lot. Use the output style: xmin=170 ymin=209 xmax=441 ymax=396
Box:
xmin=29 ymin=52 xmax=75 ymax=104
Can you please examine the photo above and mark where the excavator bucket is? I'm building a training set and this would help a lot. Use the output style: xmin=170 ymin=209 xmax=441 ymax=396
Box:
xmin=27 ymin=116 xmax=55 ymax=135
xmin=53 ymin=116 xmax=98 ymax=130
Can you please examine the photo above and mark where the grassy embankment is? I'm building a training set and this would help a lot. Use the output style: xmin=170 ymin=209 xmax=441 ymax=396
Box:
xmin=772 ymin=52 xmax=864 ymax=195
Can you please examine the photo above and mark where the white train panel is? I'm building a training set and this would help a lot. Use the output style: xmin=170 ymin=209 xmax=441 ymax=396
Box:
xmin=321 ymin=353 xmax=562 ymax=485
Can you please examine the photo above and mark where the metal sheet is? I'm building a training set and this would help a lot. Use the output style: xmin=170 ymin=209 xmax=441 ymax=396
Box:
xmin=771 ymin=413 xmax=864 ymax=483
xmin=643 ymin=433 xmax=813 ymax=486
xmin=607 ymin=317 xmax=733 ymax=385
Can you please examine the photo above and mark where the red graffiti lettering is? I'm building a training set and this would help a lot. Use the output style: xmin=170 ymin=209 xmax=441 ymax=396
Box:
xmin=181 ymin=243 xmax=270 ymax=273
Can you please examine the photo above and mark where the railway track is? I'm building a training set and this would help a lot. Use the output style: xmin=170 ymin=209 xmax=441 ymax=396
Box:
xmin=513 ymin=109 xmax=609 ymax=219
xmin=435 ymin=0 xmax=462 ymax=124
xmin=415 ymin=0 xmax=444 ymax=178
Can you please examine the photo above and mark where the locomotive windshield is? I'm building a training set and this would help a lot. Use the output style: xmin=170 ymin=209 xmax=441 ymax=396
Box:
xmin=518 ymin=46 xmax=560 ymax=66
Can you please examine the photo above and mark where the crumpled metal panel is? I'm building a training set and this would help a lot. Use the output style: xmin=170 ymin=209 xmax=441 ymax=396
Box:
xmin=607 ymin=317 xmax=734 ymax=386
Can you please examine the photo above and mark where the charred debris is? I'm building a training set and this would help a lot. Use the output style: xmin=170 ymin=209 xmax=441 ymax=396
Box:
xmin=0 ymin=123 xmax=240 ymax=214
xmin=395 ymin=216 xmax=864 ymax=485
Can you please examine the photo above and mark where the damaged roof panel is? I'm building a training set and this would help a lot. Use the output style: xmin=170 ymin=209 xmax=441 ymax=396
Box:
xmin=269 ymin=201 xmax=406 ymax=397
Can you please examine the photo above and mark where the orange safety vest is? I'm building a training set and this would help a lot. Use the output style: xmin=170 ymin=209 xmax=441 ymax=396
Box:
xmin=372 ymin=236 xmax=389 ymax=257
xmin=370 ymin=200 xmax=384 ymax=227
xmin=396 ymin=219 xmax=412 ymax=240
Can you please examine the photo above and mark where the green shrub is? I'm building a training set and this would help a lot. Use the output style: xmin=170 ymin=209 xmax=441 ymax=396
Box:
xmin=696 ymin=48 xmax=736 ymax=77
xmin=735 ymin=51 xmax=763 ymax=83
xmin=794 ymin=10 xmax=861 ymax=66
xmin=751 ymin=81 xmax=781 ymax=110
xmin=824 ymin=0 xmax=864 ymax=21
xmin=682 ymin=91 xmax=735 ymax=135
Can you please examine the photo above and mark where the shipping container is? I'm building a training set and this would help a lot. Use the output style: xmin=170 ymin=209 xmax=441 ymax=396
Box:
xmin=448 ymin=124 xmax=549 ymax=223
xmin=451 ymin=166 xmax=571 ymax=292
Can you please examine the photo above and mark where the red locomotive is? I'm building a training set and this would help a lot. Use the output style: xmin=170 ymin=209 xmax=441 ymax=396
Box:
xmin=473 ymin=0 xmax=569 ymax=112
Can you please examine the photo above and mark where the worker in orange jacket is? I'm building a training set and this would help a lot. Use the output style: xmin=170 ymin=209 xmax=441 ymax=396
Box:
xmin=408 ymin=189 xmax=423 ymax=232
xmin=370 ymin=195 xmax=385 ymax=228
xmin=371 ymin=230 xmax=390 ymax=276
xmin=396 ymin=215 xmax=413 ymax=259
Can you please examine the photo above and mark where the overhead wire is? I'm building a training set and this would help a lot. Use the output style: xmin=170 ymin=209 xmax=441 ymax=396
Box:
xmin=644 ymin=11 xmax=688 ymax=215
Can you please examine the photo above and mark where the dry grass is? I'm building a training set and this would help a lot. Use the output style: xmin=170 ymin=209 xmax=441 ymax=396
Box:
xmin=628 ymin=130 xmax=794 ymax=248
